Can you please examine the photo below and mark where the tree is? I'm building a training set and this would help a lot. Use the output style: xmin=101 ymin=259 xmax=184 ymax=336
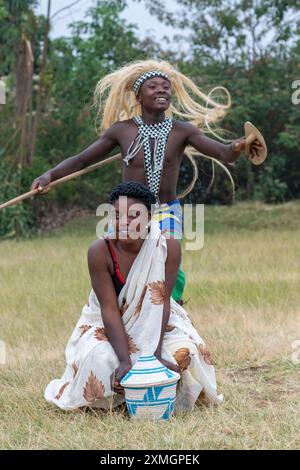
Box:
xmin=0 ymin=0 xmax=39 ymax=166
xmin=135 ymin=0 xmax=300 ymax=202
xmin=137 ymin=0 xmax=300 ymax=66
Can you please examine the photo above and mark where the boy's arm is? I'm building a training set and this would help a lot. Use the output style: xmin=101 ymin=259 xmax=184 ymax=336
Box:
xmin=31 ymin=124 xmax=120 ymax=192
xmin=184 ymin=122 xmax=246 ymax=164
xmin=154 ymin=237 xmax=181 ymax=374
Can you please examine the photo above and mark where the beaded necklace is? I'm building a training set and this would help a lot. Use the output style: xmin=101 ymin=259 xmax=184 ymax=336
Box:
xmin=123 ymin=115 xmax=173 ymax=204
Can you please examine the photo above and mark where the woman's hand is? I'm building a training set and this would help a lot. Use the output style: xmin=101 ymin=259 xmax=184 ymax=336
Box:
xmin=30 ymin=172 xmax=52 ymax=195
xmin=111 ymin=361 xmax=132 ymax=394
xmin=154 ymin=354 xmax=181 ymax=374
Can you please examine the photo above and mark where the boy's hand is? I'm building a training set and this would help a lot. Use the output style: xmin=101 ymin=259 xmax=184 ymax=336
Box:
xmin=229 ymin=138 xmax=264 ymax=166
xmin=232 ymin=138 xmax=265 ymax=156
xmin=232 ymin=138 xmax=246 ymax=153
xmin=154 ymin=354 xmax=181 ymax=374
xmin=31 ymin=172 xmax=52 ymax=195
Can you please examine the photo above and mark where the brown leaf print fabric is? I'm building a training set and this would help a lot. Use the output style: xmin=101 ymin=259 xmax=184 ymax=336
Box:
xmin=79 ymin=324 xmax=92 ymax=337
xmin=94 ymin=327 xmax=108 ymax=342
xmin=72 ymin=362 xmax=78 ymax=378
xmin=83 ymin=371 xmax=105 ymax=403
xmin=165 ymin=324 xmax=175 ymax=332
xmin=127 ymin=334 xmax=139 ymax=354
xmin=134 ymin=285 xmax=148 ymax=316
xmin=174 ymin=347 xmax=191 ymax=372
xmin=198 ymin=344 xmax=214 ymax=365
xmin=44 ymin=222 xmax=223 ymax=411
xmin=120 ymin=298 xmax=129 ymax=316
xmin=149 ymin=280 xmax=165 ymax=305
xmin=55 ymin=381 xmax=70 ymax=400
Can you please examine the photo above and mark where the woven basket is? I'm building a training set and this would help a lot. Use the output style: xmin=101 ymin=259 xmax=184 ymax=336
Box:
xmin=120 ymin=355 xmax=180 ymax=420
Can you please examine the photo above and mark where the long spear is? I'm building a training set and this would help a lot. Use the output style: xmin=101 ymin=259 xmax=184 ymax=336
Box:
xmin=0 ymin=122 xmax=267 ymax=211
xmin=0 ymin=153 xmax=121 ymax=211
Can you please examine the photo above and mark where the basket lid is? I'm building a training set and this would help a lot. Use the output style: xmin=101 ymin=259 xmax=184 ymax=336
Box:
xmin=120 ymin=355 xmax=180 ymax=388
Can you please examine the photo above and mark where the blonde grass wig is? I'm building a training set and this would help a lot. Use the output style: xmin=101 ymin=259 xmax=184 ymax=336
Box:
xmin=93 ymin=59 xmax=235 ymax=199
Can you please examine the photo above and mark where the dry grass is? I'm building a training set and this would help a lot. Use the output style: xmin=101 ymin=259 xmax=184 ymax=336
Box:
xmin=0 ymin=201 xmax=299 ymax=449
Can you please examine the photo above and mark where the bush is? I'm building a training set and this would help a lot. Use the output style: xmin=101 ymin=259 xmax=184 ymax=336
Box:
xmin=0 ymin=160 xmax=37 ymax=239
xmin=253 ymin=168 xmax=288 ymax=203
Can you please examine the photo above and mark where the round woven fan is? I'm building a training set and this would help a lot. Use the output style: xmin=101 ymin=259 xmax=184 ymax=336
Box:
xmin=244 ymin=121 xmax=267 ymax=165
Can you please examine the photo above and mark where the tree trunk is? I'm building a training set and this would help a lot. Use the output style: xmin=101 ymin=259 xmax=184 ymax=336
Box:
xmin=29 ymin=0 xmax=52 ymax=164
xmin=15 ymin=36 xmax=34 ymax=167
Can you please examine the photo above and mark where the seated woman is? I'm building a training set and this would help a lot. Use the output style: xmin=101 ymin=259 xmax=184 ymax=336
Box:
xmin=44 ymin=182 xmax=223 ymax=412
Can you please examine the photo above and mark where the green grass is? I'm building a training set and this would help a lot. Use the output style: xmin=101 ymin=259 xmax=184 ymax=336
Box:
xmin=0 ymin=201 xmax=300 ymax=449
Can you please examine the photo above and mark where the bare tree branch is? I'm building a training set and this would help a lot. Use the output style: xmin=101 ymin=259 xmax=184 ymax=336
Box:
xmin=51 ymin=0 xmax=84 ymax=21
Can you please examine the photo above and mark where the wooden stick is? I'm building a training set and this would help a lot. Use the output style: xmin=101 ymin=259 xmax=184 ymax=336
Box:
xmin=0 ymin=153 xmax=121 ymax=211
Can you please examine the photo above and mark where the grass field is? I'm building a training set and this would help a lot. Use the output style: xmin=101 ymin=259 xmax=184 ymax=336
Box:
xmin=0 ymin=201 xmax=299 ymax=449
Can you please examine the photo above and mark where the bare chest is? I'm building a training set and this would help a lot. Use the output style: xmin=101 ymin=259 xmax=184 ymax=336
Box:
xmin=118 ymin=126 xmax=186 ymax=172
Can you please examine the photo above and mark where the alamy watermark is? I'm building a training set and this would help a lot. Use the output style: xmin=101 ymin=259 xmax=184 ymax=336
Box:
xmin=0 ymin=340 xmax=6 ymax=365
xmin=291 ymin=339 xmax=300 ymax=364
xmin=0 ymin=78 xmax=6 ymax=105
xmin=95 ymin=198 xmax=204 ymax=251
xmin=291 ymin=80 xmax=300 ymax=105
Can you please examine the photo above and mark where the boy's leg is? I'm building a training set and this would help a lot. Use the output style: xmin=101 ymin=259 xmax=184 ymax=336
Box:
xmin=171 ymin=265 xmax=186 ymax=303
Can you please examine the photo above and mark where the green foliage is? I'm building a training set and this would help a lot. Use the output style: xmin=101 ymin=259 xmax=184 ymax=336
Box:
xmin=0 ymin=160 xmax=37 ymax=239
xmin=36 ymin=0 xmax=143 ymax=164
xmin=0 ymin=0 xmax=300 ymax=238
xmin=139 ymin=0 xmax=300 ymax=204
xmin=0 ymin=0 xmax=39 ymax=74
xmin=141 ymin=0 xmax=300 ymax=64
xmin=253 ymin=168 xmax=288 ymax=203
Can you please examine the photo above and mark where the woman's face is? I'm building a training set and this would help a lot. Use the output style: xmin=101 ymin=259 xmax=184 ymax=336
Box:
xmin=112 ymin=196 xmax=151 ymax=243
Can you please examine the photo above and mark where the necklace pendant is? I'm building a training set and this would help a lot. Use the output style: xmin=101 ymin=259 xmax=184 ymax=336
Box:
xmin=123 ymin=155 xmax=131 ymax=166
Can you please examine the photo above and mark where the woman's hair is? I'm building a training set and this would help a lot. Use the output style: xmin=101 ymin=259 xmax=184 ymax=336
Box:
xmin=93 ymin=59 xmax=235 ymax=199
xmin=109 ymin=181 xmax=156 ymax=211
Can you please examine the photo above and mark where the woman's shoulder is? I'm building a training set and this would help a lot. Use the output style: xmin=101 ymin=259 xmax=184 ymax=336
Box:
xmin=87 ymin=238 xmax=109 ymax=268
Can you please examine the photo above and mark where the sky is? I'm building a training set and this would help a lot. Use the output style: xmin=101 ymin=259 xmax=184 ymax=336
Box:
xmin=36 ymin=0 xmax=183 ymax=46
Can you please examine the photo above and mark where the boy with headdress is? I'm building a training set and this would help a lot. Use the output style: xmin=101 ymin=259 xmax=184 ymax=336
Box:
xmin=31 ymin=59 xmax=263 ymax=302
